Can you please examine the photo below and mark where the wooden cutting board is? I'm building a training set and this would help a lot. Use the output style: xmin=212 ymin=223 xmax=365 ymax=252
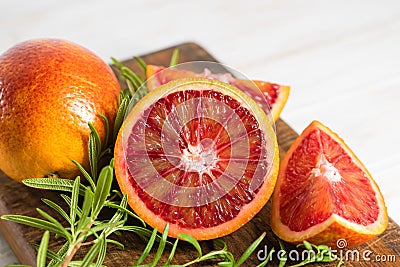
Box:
xmin=0 ymin=43 xmax=399 ymax=266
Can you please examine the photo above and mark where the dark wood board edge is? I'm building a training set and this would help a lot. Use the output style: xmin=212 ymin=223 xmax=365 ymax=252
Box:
xmin=0 ymin=201 xmax=37 ymax=266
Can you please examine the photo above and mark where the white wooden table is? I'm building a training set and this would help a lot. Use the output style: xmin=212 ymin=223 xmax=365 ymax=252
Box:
xmin=1 ymin=0 xmax=399 ymax=265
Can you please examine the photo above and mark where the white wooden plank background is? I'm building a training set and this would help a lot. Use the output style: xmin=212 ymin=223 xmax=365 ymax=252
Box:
xmin=1 ymin=0 xmax=399 ymax=264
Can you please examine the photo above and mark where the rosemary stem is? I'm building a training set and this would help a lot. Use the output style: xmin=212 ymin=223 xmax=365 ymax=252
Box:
xmin=62 ymin=242 xmax=82 ymax=267
xmin=62 ymin=220 xmax=94 ymax=267
xmin=81 ymin=240 xmax=97 ymax=246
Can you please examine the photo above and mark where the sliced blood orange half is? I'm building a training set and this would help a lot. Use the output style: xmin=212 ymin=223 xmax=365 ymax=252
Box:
xmin=271 ymin=121 xmax=388 ymax=248
xmin=146 ymin=65 xmax=290 ymax=122
xmin=115 ymin=78 xmax=279 ymax=240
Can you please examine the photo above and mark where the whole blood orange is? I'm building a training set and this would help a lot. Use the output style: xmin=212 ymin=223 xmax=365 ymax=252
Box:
xmin=0 ymin=39 xmax=120 ymax=182
xmin=115 ymin=78 xmax=279 ymax=240
xmin=146 ymin=65 xmax=290 ymax=122
xmin=271 ymin=121 xmax=388 ymax=248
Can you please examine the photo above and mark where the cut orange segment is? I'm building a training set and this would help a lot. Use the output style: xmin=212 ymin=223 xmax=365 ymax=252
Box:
xmin=115 ymin=78 xmax=279 ymax=240
xmin=271 ymin=121 xmax=388 ymax=248
xmin=146 ymin=65 xmax=290 ymax=122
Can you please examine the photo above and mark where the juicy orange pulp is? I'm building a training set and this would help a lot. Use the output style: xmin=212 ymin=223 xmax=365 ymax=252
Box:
xmin=115 ymin=78 xmax=279 ymax=240
xmin=271 ymin=121 xmax=388 ymax=248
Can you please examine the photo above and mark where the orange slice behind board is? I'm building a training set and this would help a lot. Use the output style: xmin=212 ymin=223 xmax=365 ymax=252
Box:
xmin=146 ymin=65 xmax=290 ymax=122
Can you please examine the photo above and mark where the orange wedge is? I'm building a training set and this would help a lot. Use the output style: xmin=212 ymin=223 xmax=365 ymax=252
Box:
xmin=271 ymin=121 xmax=388 ymax=248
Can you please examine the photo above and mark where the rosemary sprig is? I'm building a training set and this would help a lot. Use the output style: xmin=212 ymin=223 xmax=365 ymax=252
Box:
xmin=3 ymin=160 xmax=141 ymax=266
xmin=169 ymin=48 xmax=179 ymax=67
xmin=37 ymin=231 xmax=50 ymax=267
xmin=128 ymin=226 xmax=304 ymax=266
xmin=134 ymin=56 xmax=147 ymax=74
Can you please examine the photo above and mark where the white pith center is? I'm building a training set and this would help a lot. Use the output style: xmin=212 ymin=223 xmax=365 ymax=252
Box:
xmin=310 ymin=154 xmax=342 ymax=182
xmin=181 ymin=138 xmax=217 ymax=173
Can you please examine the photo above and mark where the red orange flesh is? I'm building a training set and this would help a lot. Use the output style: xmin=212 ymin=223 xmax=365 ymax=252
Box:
xmin=115 ymin=78 xmax=279 ymax=240
xmin=271 ymin=121 xmax=388 ymax=248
